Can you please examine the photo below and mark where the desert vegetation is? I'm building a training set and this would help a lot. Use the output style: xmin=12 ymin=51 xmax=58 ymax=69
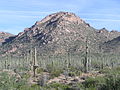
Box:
xmin=0 ymin=48 xmax=120 ymax=90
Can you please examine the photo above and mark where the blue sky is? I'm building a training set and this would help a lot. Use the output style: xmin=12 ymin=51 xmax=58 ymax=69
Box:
xmin=0 ymin=0 xmax=120 ymax=34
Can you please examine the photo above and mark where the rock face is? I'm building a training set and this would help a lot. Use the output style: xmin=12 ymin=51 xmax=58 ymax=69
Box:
xmin=101 ymin=36 xmax=120 ymax=53
xmin=96 ymin=28 xmax=120 ymax=53
xmin=0 ymin=32 xmax=13 ymax=45
xmin=97 ymin=28 xmax=120 ymax=42
xmin=1 ymin=11 xmax=120 ymax=55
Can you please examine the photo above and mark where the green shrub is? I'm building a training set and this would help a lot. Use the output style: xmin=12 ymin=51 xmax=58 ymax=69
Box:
xmin=99 ymin=75 xmax=120 ymax=90
xmin=46 ymin=64 xmax=54 ymax=73
xmin=68 ymin=72 xmax=76 ymax=77
xmin=30 ymin=84 xmax=41 ymax=90
xmin=46 ymin=64 xmax=63 ymax=78
xmin=99 ymin=67 xmax=120 ymax=75
xmin=46 ymin=83 xmax=72 ymax=90
xmin=50 ymin=69 xmax=63 ymax=79
xmin=36 ymin=68 xmax=44 ymax=74
xmin=68 ymin=66 xmax=82 ymax=76
xmin=83 ymin=71 xmax=120 ymax=90
xmin=83 ymin=77 xmax=98 ymax=88
xmin=99 ymin=67 xmax=111 ymax=74
xmin=18 ymin=84 xmax=41 ymax=90
xmin=22 ymin=72 xmax=31 ymax=79
xmin=0 ymin=72 xmax=27 ymax=90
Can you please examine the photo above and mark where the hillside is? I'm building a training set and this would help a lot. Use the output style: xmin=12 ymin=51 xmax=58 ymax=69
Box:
xmin=101 ymin=36 xmax=120 ymax=53
xmin=0 ymin=32 xmax=13 ymax=45
xmin=1 ymin=12 xmax=120 ymax=55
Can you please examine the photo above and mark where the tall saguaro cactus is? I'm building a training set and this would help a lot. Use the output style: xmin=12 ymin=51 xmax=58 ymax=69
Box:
xmin=33 ymin=47 xmax=38 ymax=77
xmin=84 ymin=36 xmax=89 ymax=73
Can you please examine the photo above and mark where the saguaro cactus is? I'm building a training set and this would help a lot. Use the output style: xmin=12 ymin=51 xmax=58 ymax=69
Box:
xmin=5 ymin=60 xmax=7 ymax=69
xmin=33 ymin=47 xmax=38 ymax=77
xmin=84 ymin=36 xmax=89 ymax=73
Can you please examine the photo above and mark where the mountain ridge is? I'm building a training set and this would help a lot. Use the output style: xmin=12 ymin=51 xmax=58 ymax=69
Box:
xmin=1 ymin=11 xmax=120 ymax=55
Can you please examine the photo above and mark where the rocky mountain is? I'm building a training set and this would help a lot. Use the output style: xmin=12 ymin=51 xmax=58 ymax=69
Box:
xmin=96 ymin=28 xmax=120 ymax=51
xmin=97 ymin=28 xmax=120 ymax=42
xmin=0 ymin=32 xmax=13 ymax=45
xmin=101 ymin=36 xmax=120 ymax=53
xmin=1 ymin=12 xmax=120 ymax=55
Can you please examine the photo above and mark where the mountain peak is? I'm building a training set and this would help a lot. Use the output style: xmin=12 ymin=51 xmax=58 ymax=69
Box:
xmin=35 ymin=11 xmax=86 ymax=26
xmin=98 ymin=28 xmax=109 ymax=33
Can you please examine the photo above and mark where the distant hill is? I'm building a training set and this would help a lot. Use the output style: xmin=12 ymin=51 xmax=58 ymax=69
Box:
xmin=1 ymin=12 xmax=120 ymax=56
xmin=101 ymin=36 xmax=120 ymax=53
xmin=0 ymin=32 xmax=14 ymax=45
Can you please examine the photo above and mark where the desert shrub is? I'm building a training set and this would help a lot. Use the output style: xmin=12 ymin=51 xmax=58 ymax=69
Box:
xmin=83 ymin=77 xmax=98 ymax=88
xmin=99 ymin=67 xmax=111 ymax=74
xmin=82 ymin=69 xmax=120 ymax=90
xmin=30 ymin=84 xmax=41 ymax=90
xmin=74 ymin=70 xmax=82 ymax=76
xmin=46 ymin=64 xmax=54 ymax=73
xmin=18 ymin=84 xmax=41 ymax=90
xmin=91 ymin=61 xmax=102 ymax=70
xmin=17 ymin=67 xmax=30 ymax=72
xmin=83 ymin=76 xmax=106 ymax=89
xmin=46 ymin=83 xmax=72 ymax=90
xmin=0 ymin=72 xmax=27 ymax=90
xmin=99 ymin=75 xmax=120 ymax=90
xmin=21 ymin=72 xmax=31 ymax=79
xmin=111 ymin=67 xmax=120 ymax=75
xmin=50 ymin=69 xmax=63 ymax=79
xmin=36 ymin=68 xmax=44 ymax=74
xmin=68 ymin=66 xmax=82 ymax=76
xmin=99 ymin=67 xmax=120 ymax=75
xmin=68 ymin=71 xmax=76 ymax=77
xmin=46 ymin=64 xmax=63 ymax=78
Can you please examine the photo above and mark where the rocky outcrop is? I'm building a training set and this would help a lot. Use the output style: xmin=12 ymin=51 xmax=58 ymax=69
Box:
xmin=1 ymin=12 xmax=120 ymax=55
xmin=0 ymin=32 xmax=13 ymax=44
